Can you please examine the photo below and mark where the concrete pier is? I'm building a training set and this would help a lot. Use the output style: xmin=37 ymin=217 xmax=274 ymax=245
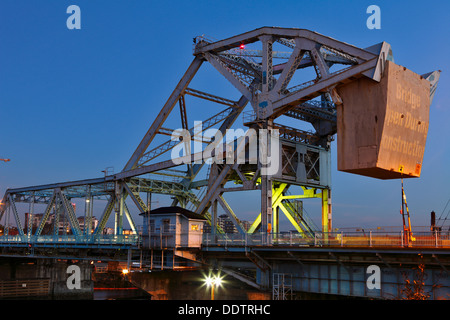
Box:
xmin=129 ymin=269 xmax=270 ymax=300
xmin=0 ymin=257 xmax=93 ymax=299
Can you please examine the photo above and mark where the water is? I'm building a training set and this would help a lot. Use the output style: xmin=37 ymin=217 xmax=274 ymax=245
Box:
xmin=94 ymin=288 xmax=152 ymax=300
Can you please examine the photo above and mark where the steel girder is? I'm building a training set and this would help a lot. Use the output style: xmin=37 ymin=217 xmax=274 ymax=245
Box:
xmin=0 ymin=27 xmax=381 ymax=243
xmin=1 ymin=27 xmax=439 ymax=246
xmin=185 ymin=27 xmax=382 ymax=238
xmin=0 ymin=177 xmax=199 ymax=238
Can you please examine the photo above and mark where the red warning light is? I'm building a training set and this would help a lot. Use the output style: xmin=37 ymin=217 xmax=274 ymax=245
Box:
xmin=239 ymin=43 xmax=245 ymax=50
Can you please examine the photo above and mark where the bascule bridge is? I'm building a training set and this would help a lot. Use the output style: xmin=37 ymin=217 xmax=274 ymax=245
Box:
xmin=0 ymin=27 xmax=447 ymax=300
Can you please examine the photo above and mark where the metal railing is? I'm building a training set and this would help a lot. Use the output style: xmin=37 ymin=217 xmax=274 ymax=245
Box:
xmin=2 ymin=230 xmax=448 ymax=249
xmin=202 ymin=230 xmax=450 ymax=248
xmin=0 ymin=234 xmax=140 ymax=247
xmin=0 ymin=279 xmax=50 ymax=298
xmin=142 ymin=225 xmax=204 ymax=249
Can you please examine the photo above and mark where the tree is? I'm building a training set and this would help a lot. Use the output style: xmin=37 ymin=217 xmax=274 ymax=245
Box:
xmin=400 ymin=254 xmax=431 ymax=300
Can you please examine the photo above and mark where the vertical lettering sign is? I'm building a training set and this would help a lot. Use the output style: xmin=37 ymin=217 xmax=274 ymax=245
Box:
xmin=378 ymin=62 xmax=431 ymax=177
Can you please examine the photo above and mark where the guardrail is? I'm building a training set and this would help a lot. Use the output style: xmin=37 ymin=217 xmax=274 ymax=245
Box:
xmin=2 ymin=231 xmax=448 ymax=249
xmin=0 ymin=234 xmax=140 ymax=247
xmin=202 ymin=230 xmax=450 ymax=248
xmin=0 ymin=279 xmax=50 ymax=298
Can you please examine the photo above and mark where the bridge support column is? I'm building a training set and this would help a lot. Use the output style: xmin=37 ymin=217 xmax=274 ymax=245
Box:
xmin=37 ymin=259 xmax=94 ymax=299
xmin=256 ymin=267 xmax=271 ymax=291
xmin=322 ymin=188 xmax=332 ymax=234
xmin=260 ymin=120 xmax=274 ymax=245
xmin=0 ymin=257 xmax=94 ymax=299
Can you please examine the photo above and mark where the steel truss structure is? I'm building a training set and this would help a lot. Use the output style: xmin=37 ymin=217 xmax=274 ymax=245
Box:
xmin=0 ymin=27 xmax=440 ymax=246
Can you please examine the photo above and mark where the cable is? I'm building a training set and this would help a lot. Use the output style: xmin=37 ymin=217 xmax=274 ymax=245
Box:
xmin=438 ymin=196 xmax=450 ymax=227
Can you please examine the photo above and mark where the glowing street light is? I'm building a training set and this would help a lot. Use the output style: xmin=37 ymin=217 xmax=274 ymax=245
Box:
xmin=204 ymin=273 xmax=223 ymax=300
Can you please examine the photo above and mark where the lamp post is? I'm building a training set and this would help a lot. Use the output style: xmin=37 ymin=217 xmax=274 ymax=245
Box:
xmin=122 ymin=268 xmax=129 ymax=280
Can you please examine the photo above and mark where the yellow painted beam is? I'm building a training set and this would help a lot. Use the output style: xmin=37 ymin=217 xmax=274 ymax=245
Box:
xmin=247 ymin=183 xmax=287 ymax=233
xmin=278 ymin=202 xmax=305 ymax=235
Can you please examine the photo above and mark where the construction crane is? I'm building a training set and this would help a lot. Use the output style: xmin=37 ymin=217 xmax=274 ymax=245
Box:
xmin=399 ymin=167 xmax=415 ymax=246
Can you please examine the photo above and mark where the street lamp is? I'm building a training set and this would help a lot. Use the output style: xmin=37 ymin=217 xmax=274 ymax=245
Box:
xmin=204 ymin=273 xmax=223 ymax=300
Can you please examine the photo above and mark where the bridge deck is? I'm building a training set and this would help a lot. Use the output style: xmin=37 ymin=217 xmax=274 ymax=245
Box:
xmin=0 ymin=234 xmax=139 ymax=249
xmin=0 ymin=230 xmax=449 ymax=250
xmin=202 ymin=230 xmax=450 ymax=249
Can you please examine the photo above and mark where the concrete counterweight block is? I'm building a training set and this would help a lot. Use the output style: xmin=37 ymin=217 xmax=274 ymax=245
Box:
xmin=336 ymin=60 xmax=431 ymax=179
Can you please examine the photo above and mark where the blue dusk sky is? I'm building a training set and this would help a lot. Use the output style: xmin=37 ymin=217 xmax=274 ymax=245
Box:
xmin=0 ymin=0 xmax=449 ymax=231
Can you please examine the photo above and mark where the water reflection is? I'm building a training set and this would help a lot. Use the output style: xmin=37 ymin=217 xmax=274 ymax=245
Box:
xmin=94 ymin=288 xmax=152 ymax=300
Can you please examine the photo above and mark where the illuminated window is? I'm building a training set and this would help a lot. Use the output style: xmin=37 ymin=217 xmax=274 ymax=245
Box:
xmin=191 ymin=224 xmax=199 ymax=231
xmin=163 ymin=219 xmax=170 ymax=232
